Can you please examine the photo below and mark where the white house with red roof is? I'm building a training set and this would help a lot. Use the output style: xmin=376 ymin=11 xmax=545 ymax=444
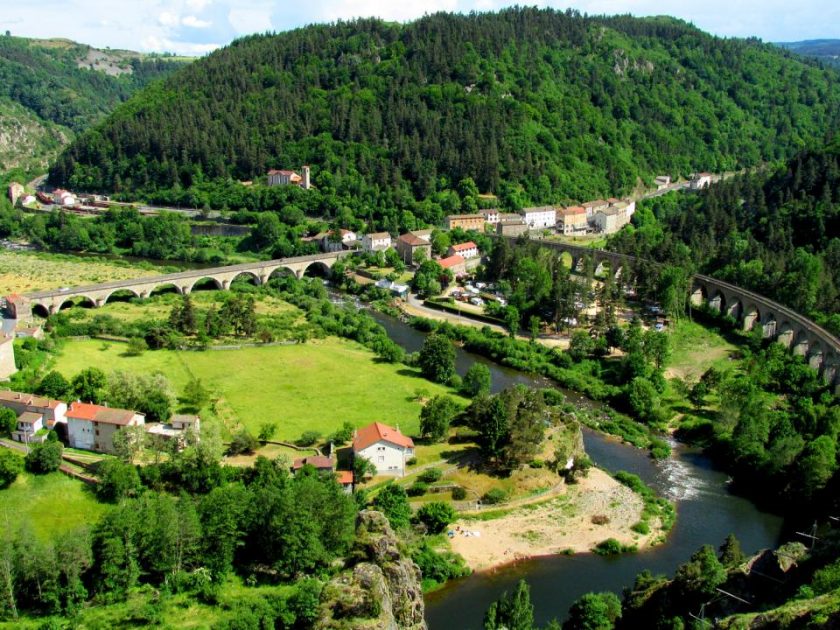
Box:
xmin=352 ymin=422 xmax=415 ymax=477
xmin=448 ymin=241 xmax=478 ymax=259
xmin=66 ymin=402 xmax=144 ymax=454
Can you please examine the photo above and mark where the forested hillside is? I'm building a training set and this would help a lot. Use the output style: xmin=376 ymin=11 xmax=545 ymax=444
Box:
xmin=51 ymin=8 xmax=840 ymax=213
xmin=0 ymin=35 xmax=188 ymax=173
xmin=609 ymin=140 xmax=840 ymax=330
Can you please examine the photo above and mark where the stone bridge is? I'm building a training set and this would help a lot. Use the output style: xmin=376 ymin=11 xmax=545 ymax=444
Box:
xmin=509 ymin=237 xmax=840 ymax=389
xmin=14 ymin=250 xmax=351 ymax=318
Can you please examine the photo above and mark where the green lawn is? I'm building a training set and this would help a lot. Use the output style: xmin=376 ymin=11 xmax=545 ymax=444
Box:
xmin=666 ymin=319 xmax=739 ymax=382
xmin=0 ymin=468 xmax=107 ymax=541
xmin=51 ymin=337 xmax=460 ymax=441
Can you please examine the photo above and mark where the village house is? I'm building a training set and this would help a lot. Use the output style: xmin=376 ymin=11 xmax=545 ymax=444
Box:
xmin=267 ymin=165 xmax=312 ymax=190
xmin=145 ymin=414 xmax=200 ymax=450
xmin=582 ymin=199 xmax=609 ymax=218
xmin=321 ymin=229 xmax=357 ymax=253
xmin=557 ymin=206 xmax=588 ymax=235
xmin=353 ymin=422 xmax=415 ymax=477
xmin=410 ymin=228 xmax=433 ymax=242
xmin=445 ymin=214 xmax=485 ymax=231
xmin=0 ymin=390 xmax=66 ymax=427
xmin=336 ymin=470 xmax=354 ymax=494
xmin=361 ymin=231 xmax=392 ymax=252
xmin=498 ymin=213 xmax=522 ymax=224
xmin=52 ymin=189 xmax=76 ymax=206
xmin=66 ymin=402 xmax=145 ymax=454
xmin=497 ymin=220 xmax=529 ymax=237
xmin=395 ymin=232 xmax=432 ymax=265
xmin=690 ymin=172 xmax=713 ymax=189
xmin=479 ymin=208 xmax=500 ymax=225
xmin=593 ymin=206 xmax=631 ymax=235
xmin=292 ymin=454 xmax=334 ymax=474
xmin=448 ymin=241 xmax=479 ymax=259
xmin=520 ymin=206 xmax=557 ymax=230
xmin=438 ymin=254 xmax=467 ymax=276
xmin=11 ymin=411 xmax=46 ymax=444
xmin=655 ymin=175 xmax=671 ymax=190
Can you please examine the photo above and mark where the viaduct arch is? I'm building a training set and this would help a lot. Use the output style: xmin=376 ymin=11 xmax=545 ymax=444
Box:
xmin=507 ymin=236 xmax=840 ymax=391
xmin=14 ymin=250 xmax=350 ymax=317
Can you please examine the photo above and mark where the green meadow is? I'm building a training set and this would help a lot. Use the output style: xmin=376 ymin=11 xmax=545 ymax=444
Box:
xmin=52 ymin=337 xmax=459 ymax=441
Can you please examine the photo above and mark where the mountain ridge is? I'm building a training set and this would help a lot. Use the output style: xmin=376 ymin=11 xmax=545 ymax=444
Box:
xmin=49 ymin=8 xmax=840 ymax=215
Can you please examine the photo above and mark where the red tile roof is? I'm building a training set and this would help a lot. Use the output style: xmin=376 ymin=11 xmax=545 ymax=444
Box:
xmin=66 ymin=402 xmax=139 ymax=426
xmin=268 ymin=169 xmax=298 ymax=176
xmin=438 ymin=254 xmax=465 ymax=269
xmin=450 ymin=241 xmax=477 ymax=252
xmin=559 ymin=206 xmax=586 ymax=216
xmin=353 ymin=422 xmax=414 ymax=451
xmin=336 ymin=470 xmax=354 ymax=485
xmin=292 ymin=455 xmax=334 ymax=470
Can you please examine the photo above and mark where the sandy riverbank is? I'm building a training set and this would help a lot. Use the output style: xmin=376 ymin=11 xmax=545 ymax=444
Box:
xmin=449 ymin=468 xmax=656 ymax=572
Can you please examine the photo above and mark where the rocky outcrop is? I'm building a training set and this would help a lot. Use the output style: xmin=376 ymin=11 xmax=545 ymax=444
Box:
xmin=315 ymin=510 xmax=427 ymax=630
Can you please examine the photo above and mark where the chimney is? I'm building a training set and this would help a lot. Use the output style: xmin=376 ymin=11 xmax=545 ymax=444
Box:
xmin=302 ymin=165 xmax=311 ymax=190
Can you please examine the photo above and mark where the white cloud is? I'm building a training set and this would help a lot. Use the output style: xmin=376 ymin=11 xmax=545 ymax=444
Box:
xmin=158 ymin=11 xmax=180 ymax=27
xmin=182 ymin=15 xmax=212 ymax=28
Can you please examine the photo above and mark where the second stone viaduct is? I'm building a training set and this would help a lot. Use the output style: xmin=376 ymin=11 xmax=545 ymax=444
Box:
xmin=512 ymin=237 xmax=840 ymax=389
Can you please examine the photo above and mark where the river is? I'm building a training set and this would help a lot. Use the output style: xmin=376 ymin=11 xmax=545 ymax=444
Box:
xmin=365 ymin=308 xmax=784 ymax=628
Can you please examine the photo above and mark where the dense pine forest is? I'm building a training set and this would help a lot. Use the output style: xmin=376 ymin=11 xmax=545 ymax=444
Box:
xmin=610 ymin=140 xmax=840 ymax=331
xmin=51 ymin=8 xmax=840 ymax=214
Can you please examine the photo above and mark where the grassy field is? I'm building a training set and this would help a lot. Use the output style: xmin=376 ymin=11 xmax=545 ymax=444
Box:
xmin=51 ymin=337 xmax=460 ymax=441
xmin=665 ymin=319 xmax=740 ymax=381
xmin=0 ymin=468 xmax=107 ymax=541
xmin=64 ymin=290 xmax=300 ymax=324
xmin=0 ymin=250 xmax=165 ymax=295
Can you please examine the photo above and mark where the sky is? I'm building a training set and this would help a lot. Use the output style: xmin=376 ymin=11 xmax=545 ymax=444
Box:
xmin=0 ymin=0 xmax=838 ymax=56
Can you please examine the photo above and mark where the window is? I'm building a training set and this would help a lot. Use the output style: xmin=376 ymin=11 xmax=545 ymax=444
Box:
xmin=378 ymin=456 xmax=384 ymax=463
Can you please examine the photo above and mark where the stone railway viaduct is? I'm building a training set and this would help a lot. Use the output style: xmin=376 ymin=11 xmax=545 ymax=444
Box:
xmin=515 ymin=238 xmax=840 ymax=390
xmin=6 ymin=240 xmax=839 ymax=390
xmin=12 ymin=250 xmax=351 ymax=318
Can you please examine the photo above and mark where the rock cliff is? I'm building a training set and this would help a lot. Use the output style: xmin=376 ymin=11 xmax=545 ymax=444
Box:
xmin=315 ymin=510 xmax=427 ymax=630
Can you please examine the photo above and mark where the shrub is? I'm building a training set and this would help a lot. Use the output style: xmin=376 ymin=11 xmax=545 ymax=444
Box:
xmin=407 ymin=457 xmax=418 ymax=466
xmin=407 ymin=482 xmax=429 ymax=496
xmin=419 ymin=468 xmax=443 ymax=483
xmin=25 ymin=441 xmax=63 ymax=474
xmin=124 ymin=337 xmax=148 ymax=356
xmin=631 ymin=521 xmax=650 ymax=535
xmin=529 ymin=459 xmax=544 ymax=469
xmin=0 ymin=449 xmax=23 ymax=488
xmin=228 ymin=430 xmax=259 ymax=455
xmin=297 ymin=430 xmax=322 ymax=447
xmin=329 ymin=421 xmax=355 ymax=444
xmin=415 ymin=501 xmax=457 ymax=534
xmin=481 ymin=488 xmax=507 ymax=505
xmin=594 ymin=539 xmax=623 ymax=556
xmin=591 ymin=514 xmax=610 ymax=525
xmin=451 ymin=486 xmax=467 ymax=500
